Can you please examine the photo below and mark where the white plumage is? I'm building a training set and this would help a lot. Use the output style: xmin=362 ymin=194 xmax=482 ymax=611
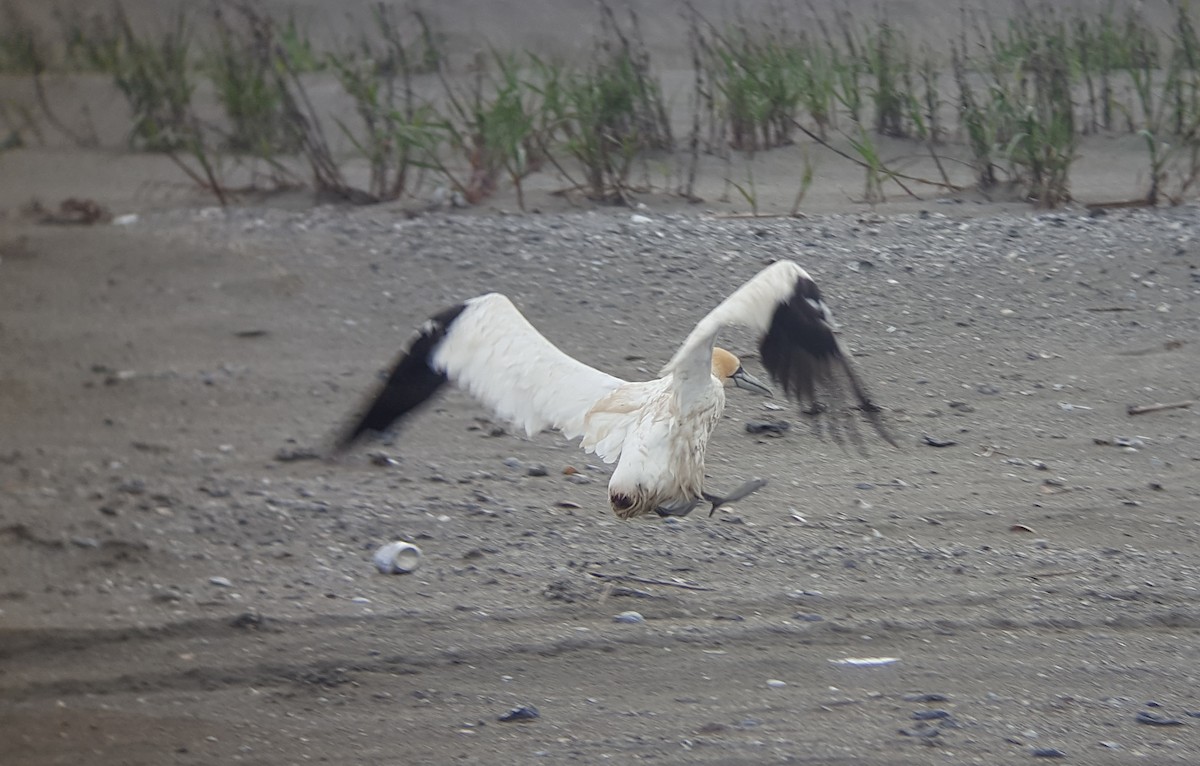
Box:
xmin=339 ymin=260 xmax=893 ymax=519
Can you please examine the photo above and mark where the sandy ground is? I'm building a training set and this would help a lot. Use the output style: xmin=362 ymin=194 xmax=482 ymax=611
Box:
xmin=3 ymin=2 xmax=1200 ymax=764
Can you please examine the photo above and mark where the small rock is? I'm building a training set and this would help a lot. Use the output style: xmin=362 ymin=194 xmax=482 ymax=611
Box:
xmin=1031 ymin=747 xmax=1067 ymax=758
xmin=613 ymin=611 xmax=644 ymax=624
xmin=498 ymin=705 xmax=539 ymax=723
xmin=566 ymin=474 xmax=592 ymax=485
xmin=1136 ymin=710 xmax=1184 ymax=726
xmin=117 ymin=479 xmax=146 ymax=495
xmin=150 ymin=587 xmax=184 ymax=603
xmin=230 ymin=612 xmax=267 ymax=629
xmin=912 ymin=709 xmax=951 ymax=721
xmin=903 ymin=693 xmax=949 ymax=703
xmin=275 ymin=447 xmax=320 ymax=462
xmin=745 ymin=420 xmax=790 ymax=435
xmin=898 ymin=723 xmax=939 ymax=738
xmin=526 ymin=464 xmax=548 ymax=477
xmin=922 ymin=434 xmax=956 ymax=448
xmin=766 ymin=679 xmax=787 ymax=688
xmin=209 ymin=576 xmax=233 ymax=587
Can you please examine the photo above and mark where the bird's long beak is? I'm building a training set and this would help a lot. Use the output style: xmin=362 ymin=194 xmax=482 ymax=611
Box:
xmin=731 ymin=367 xmax=773 ymax=396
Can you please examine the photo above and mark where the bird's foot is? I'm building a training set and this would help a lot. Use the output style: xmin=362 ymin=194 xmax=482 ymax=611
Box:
xmin=703 ymin=478 xmax=768 ymax=517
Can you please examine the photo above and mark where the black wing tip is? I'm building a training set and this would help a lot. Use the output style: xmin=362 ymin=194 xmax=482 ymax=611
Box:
xmin=333 ymin=302 xmax=469 ymax=455
xmin=759 ymin=280 xmax=899 ymax=451
xmin=851 ymin=398 xmax=901 ymax=450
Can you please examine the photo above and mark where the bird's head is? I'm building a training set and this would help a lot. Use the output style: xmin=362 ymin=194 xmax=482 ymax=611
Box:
xmin=712 ymin=347 xmax=772 ymax=396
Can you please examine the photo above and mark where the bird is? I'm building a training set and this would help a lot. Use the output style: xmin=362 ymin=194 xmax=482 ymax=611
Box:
xmin=337 ymin=260 xmax=894 ymax=520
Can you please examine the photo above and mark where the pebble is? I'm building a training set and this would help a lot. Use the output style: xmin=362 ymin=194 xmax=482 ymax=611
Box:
xmin=1031 ymin=747 xmax=1067 ymax=758
xmin=275 ymin=447 xmax=320 ymax=462
xmin=526 ymin=464 xmax=548 ymax=477
xmin=911 ymin=709 xmax=951 ymax=720
xmin=745 ymin=420 xmax=790 ymax=434
xmin=1135 ymin=710 xmax=1185 ymax=726
xmin=922 ymin=434 xmax=956 ymax=447
xmin=766 ymin=679 xmax=787 ymax=688
xmin=898 ymin=723 xmax=939 ymax=738
xmin=209 ymin=576 xmax=233 ymax=587
xmin=613 ymin=611 xmax=644 ymax=624
xmin=229 ymin=612 xmax=266 ymax=629
xmin=498 ymin=705 xmax=540 ymax=723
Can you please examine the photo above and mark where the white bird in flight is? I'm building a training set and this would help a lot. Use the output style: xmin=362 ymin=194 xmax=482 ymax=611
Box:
xmin=338 ymin=260 xmax=894 ymax=519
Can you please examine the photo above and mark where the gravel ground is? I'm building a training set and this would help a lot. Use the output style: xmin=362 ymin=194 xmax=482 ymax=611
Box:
xmin=1 ymin=203 xmax=1199 ymax=764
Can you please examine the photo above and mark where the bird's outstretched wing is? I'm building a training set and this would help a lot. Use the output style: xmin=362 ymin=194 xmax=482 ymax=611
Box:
xmin=665 ymin=260 xmax=897 ymax=448
xmin=339 ymin=293 xmax=624 ymax=449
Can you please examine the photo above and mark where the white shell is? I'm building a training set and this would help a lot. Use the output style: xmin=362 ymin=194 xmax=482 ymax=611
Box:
xmin=829 ymin=656 xmax=900 ymax=667
xmin=373 ymin=541 xmax=421 ymax=574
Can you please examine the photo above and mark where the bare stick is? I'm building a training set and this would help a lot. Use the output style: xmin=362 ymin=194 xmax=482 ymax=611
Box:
xmin=1126 ymin=400 xmax=1195 ymax=416
xmin=790 ymin=118 xmax=964 ymax=194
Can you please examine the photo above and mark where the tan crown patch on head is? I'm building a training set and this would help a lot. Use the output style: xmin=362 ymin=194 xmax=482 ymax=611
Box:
xmin=710 ymin=347 xmax=742 ymax=379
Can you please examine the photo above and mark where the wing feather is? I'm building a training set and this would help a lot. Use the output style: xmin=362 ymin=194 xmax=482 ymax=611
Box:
xmin=431 ymin=294 xmax=624 ymax=439
xmin=665 ymin=260 xmax=896 ymax=447
xmin=338 ymin=303 xmax=466 ymax=448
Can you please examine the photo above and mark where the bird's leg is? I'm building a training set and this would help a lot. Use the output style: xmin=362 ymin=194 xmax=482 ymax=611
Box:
xmin=654 ymin=497 xmax=702 ymax=518
xmin=703 ymin=478 xmax=768 ymax=517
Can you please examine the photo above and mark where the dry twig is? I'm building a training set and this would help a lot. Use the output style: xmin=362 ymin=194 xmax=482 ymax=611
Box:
xmin=1126 ymin=400 xmax=1195 ymax=416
